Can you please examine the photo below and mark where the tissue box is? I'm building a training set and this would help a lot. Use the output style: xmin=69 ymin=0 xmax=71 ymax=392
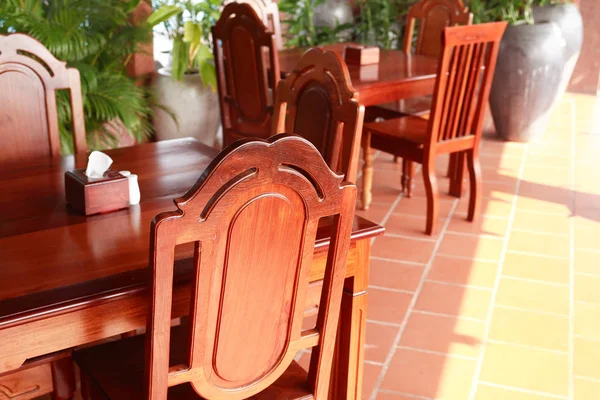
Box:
xmin=344 ymin=45 xmax=380 ymax=66
xmin=65 ymin=169 xmax=130 ymax=215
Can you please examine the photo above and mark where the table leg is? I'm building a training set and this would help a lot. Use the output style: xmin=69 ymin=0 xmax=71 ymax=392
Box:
xmin=51 ymin=357 xmax=75 ymax=400
xmin=330 ymin=239 xmax=370 ymax=400
xmin=361 ymin=136 xmax=374 ymax=210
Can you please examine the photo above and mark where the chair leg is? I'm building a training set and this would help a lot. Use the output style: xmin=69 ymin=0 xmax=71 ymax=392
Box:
xmin=447 ymin=153 xmax=456 ymax=178
xmin=449 ymin=151 xmax=465 ymax=198
xmin=467 ymin=149 xmax=482 ymax=221
xmin=361 ymin=139 xmax=374 ymax=210
xmin=422 ymin=160 xmax=439 ymax=235
xmin=402 ymin=160 xmax=414 ymax=198
xmin=401 ymin=159 xmax=407 ymax=194
xmin=51 ymin=357 xmax=75 ymax=400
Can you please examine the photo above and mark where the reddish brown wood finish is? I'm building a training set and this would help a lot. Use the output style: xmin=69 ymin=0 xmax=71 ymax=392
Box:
xmin=344 ymin=46 xmax=380 ymax=66
xmin=72 ymin=135 xmax=357 ymax=399
xmin=0 ymin=352 xmax=75 ymax=400
xmin=64 ymin=169 xmax=130 ymax=215
xmin=273 ymin=48 xmax=364 ymax=182
xmin=212 ymin=3 xmax=280 ymax=147
xmin=362 ymin=22 xmax=507 ymax=234
xmin=0 ymin=138 xmax=383 ymax=399
xmin=278 ymin=43 xmax=438 ymax=107
xmin=403 ymin=0 xmax=473 ymax=58
xmin=0 ymin=33 xmax=86 ymax=164
xmin=223 ymin=0 xmax=284 ymax=50
xmin=367 ymin=0 xmax=473 ymax=123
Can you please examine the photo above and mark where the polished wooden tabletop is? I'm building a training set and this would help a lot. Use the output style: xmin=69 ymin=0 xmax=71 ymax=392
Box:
xmin=278 ymin=43 xmax=439 ymax=106
xmin=0 ymin=138 xmax=383 ymax=325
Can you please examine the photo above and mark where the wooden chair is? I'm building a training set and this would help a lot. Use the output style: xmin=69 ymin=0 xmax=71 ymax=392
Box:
xmin=0 ymin=33 xmax=86 ymax=165
xmin=73 ymin=134 xmax=357 ymax=399
xmin=212 ymin=3 xmax=280 ymax=147
xmin=368 ymin=0 xmax=473 ymax=118
xmin=0 ymin=32 xmax=81 ymax=400
xmin=272 ymin=48 xmax=364 ymax=183
xmin=223 ymin=0 xmax=284 ymax=50
xmin=361 ymin=22 xmax=507 ymax=235
xmin=367 ymin=0 xmax=473 ymax=172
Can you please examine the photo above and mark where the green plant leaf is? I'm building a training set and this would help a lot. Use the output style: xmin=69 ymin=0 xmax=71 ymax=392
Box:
xmin=199 ymin=60 xmax=217 ymax=91
xmin=147 ymin=4 xmax=182 ymax=27
xmin=183 ymin=20 xmax=201 ymax=44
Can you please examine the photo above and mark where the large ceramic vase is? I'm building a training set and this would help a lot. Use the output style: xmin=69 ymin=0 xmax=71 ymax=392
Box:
xmin=152 ymin=68 xmax=221 ymax=147
xmin=490 ymin=22 xmax=565 ymax=142
xmin=314 ymin=0 xmax=353 ymax=38
xmin=533 ymin=3 xmax=583 ymax=100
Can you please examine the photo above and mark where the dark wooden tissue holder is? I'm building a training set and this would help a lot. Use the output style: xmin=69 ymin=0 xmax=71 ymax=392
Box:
xmin=65 ymin=169 xmax=129 ymax=216
xmin=344 ymin=45 xmax=380 ymax=65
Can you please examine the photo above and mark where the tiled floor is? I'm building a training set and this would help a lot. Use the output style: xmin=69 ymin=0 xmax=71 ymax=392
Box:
xmin=302 ymin=93 xmax=600 ymax=399
xmin=40 ymin=93 xmax=599 ymax=400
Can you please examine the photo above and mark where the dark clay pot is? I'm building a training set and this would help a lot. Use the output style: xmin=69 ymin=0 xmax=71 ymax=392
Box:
xmin=490 ymin=22 xmax=566 ymax=142
xmin=533 ymin=3 xmax=583 ymax=97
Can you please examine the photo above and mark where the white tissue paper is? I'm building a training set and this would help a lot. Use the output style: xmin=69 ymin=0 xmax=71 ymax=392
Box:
xmin=85 ymin=151 xmax=113 ymax=179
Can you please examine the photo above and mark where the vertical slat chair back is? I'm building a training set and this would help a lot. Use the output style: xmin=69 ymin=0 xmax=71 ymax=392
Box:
xmin=272 ymin=48 xmax=364 ymax=182
xmin=426 ymin=22 xmax=507 ymax=151
xmin=144 ymin=134 xmax=357 ymax=399
xmin=0 ymin=33 xmax=86 ymax=164
xmin=403 ymin=0 xmax=473 ymax=58
xmin=212 ymin=3 xmax=280 ymax=146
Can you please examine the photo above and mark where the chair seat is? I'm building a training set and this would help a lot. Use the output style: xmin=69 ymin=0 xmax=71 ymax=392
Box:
xmin=364 ymin=115 xmax=430 ymax=147
xmin=371 ymin=96 xmax=432 ymax=116
xmin=74 ymin=325 xmax=313 ymax=400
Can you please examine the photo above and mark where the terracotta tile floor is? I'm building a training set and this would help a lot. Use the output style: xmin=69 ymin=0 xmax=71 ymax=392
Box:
xmin=336 ymin=93 xmax=600 ymax=399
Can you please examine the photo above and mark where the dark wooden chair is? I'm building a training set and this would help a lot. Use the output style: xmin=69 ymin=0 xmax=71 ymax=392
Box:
xmin=212 ymin=3 xmax=280 ymax=147
xmin=272 ymin=48 xmax=364 ymax=183
xmin=0 ymin=33 xmax=86 ymax=165
xmin=223 ymin=0 xmax=284 ymax=50
xmin=73 ymin=134 xmax=357 ymax=399
xmin=362 ymin=22 xmax=507 ymax=235
xmin=0 ymin=32 xmax=82 ymax=400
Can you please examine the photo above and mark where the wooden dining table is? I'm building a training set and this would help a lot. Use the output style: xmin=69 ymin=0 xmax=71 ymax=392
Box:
xmin=0 ymin=138 xmax=384 ymax=399
xmin=278 ymin=43 xmax=439 ymax=107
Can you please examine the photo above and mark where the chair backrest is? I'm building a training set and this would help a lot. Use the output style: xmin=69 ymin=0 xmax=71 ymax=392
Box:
xmin=0 ymin=33 xmax=86 ymax=164
xmin=144 ymin=134 xmax=357 ymax=400
xmin=403 ymin=0 xmax=473 ymax=58
xmin=272 ymin=48 xmax=364 ymax=182
xmin=212 ymin=3 xmax=280 ymax=147
xmin=223 ymin=0 xmax=284 ymax=50
xmin=426 ymin=22 xmax=507 ymax=151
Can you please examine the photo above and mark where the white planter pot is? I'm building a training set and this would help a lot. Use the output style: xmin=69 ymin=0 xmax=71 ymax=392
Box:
xmin=152 ymin=68 xmax=222 ymax=147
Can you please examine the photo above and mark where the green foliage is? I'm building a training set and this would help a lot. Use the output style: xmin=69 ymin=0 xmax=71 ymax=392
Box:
xmin=279 ymin=0 xmax=353 ymax=47
xmin=280 ymin=0 xmax=414 ymax=50
xmin=0 ymin=0 xmax=154 ymax=153
xmin=470 ymin=0 xmax=570 ymax=25
xmin=355 ymin=0 xmax=414 ymax=49
xmin=149 ymin=0 xmax=219 ymax=87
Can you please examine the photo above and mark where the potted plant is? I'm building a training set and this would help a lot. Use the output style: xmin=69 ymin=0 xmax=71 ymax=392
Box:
xmin=470 ymin=0 xmax=582 ymax=142
xmin=0 ymin=0 xmax=155 ymax=153
xmin=148 ymin=0 xmax=222 ymax=147
xmin=279 ymin=0 xmax=354 ymax=46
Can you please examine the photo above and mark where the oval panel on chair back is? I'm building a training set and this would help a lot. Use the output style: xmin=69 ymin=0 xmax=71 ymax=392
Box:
xmin=212 ymin=3 xmax=280 ymax=147
xmin=144 ymin=134 xmax=357 ymax=400
xmin=272 ymin=48 xmax=364 ymax=183
xmin=0 ymin=34 xmax=87 ymax=164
